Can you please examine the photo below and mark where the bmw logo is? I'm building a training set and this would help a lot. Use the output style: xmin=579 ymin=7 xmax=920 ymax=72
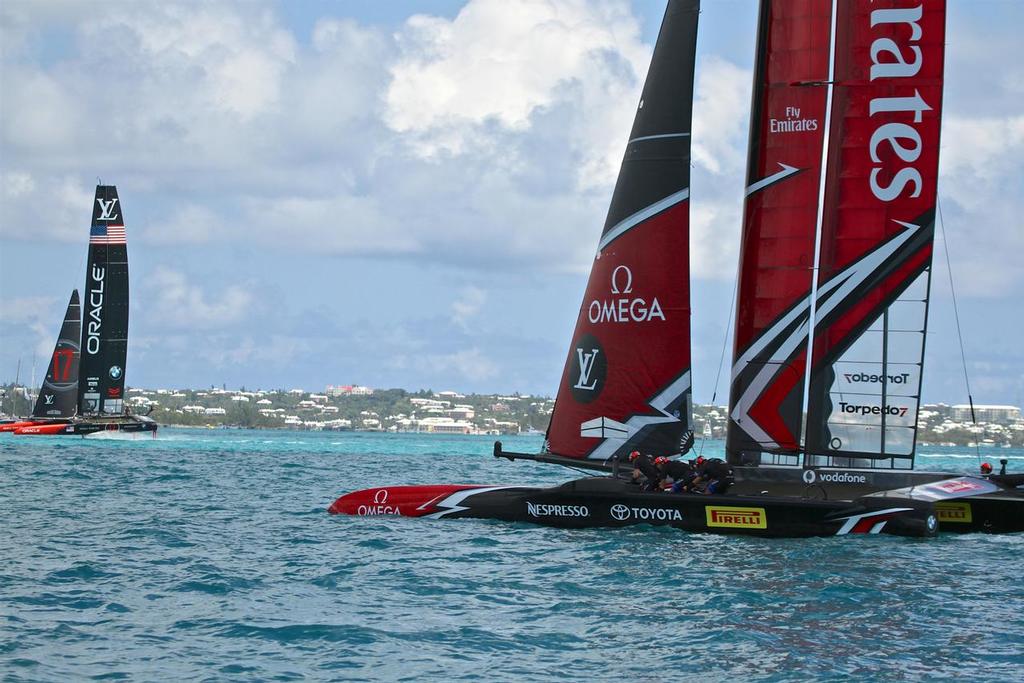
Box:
xmin=109 ymin=366 xmax=122 ymax=379
xmin=927 ymin=514 xmax=938 ymax=532
xmin=610 ymin=504 xmax=630 ymax=521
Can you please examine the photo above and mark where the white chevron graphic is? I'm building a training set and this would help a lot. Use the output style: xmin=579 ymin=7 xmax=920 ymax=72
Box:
xmin=746 ymin=163 xmax=801 ymax=196
xmin=730 ymin=220 xmax=922 ymax=450
xmin=584 ymin=370 xmax=690 ymax=460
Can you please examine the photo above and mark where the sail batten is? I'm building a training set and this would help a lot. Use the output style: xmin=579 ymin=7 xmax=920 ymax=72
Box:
xmin=546 ymin=0 xmax=699 ymax=460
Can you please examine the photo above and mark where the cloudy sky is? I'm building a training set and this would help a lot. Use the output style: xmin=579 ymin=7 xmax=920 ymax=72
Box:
xmin=1 ymin=0 xmax=1021 ymax=406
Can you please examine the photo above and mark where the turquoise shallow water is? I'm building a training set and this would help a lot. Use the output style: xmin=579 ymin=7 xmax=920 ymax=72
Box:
xmin=1 ymin=429 xmax=1022 ymax=681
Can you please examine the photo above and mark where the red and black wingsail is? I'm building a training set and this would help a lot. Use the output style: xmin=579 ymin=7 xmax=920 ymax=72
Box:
xmin=78 ymin=185 xmax=129 ymax=416
xmin=32 ymin=290 xmax=81 ymax=419
xmin=726 ymin=0 xmax=833 ymax=463
xmin=804 ymin=0 xmax=946 ymax=462
xmin=545 ymin=0 xmax=698 ymax=461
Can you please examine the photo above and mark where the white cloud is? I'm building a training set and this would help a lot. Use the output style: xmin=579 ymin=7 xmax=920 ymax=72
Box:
xmin=691 ymin=57 xmax=750 ymax=176
xmin=451 ymin=286 xmax=487 ymax=328
xmin=147 ymin=267 xmax=254 ymax=329
xmin=419 ymin=347 xmax=499 ymax=382
xmin=0 ymin=173 xmax=92 ymax=242
xmin=140 ymin=203 xmax=222 ymax=245
xmin=385 ymin=0 xmax=649 ymax=191
xmin=937 ymin=114 xmax=1024 ymax=296
xmin=0 ymin=295 xmax=58 ymax=325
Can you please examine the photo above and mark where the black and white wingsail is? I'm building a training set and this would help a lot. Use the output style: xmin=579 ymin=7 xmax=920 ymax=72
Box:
xmin=31 ymin=290 xmax=82 ymax=419
xmin=79 ymin=185 xmax=129 ymax=417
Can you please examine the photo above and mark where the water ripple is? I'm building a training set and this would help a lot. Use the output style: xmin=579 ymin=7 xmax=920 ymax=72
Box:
xmin=1 ymin=430 xmax=1021 ymax=681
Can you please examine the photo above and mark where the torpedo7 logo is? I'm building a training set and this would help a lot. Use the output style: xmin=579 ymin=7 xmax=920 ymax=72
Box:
xmin=838 ymin=402 xmax=907 ymax=418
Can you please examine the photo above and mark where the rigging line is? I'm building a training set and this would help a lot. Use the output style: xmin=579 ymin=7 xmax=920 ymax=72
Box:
xmin=699 ymin=273 xmax=738 ymax=459
xmin=936 ymin=196 xmax=980 ymax=464
xmin=800 ymin=0 xmax=839 ymax=465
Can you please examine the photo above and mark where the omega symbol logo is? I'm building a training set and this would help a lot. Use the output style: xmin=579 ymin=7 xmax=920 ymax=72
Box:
xmin=373 ymin=489 xmax=389 ymax=504
xmin=610 ymin=265 xmax=633 ymax=294
xmin=610 ymin=504 xmax=630 ymax=521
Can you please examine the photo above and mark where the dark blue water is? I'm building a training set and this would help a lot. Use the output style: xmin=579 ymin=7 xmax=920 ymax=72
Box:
xmin=2 ymin=429 xmax=1022 ymax=681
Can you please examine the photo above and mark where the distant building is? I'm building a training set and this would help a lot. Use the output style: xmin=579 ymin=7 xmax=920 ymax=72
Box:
xmin=326 ymin=385 xmax=374 ymax=397
xmin=951 ymin=404 xmax=1021 ymax=423
xmin=436 ymin=390 xmax=465 ymax=399
xmin=417 ymin=417 xmax=474 ymax=434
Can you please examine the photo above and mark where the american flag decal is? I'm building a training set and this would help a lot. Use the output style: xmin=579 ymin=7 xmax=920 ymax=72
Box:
xmin=90 ymin=224 xmax=126 ymax=244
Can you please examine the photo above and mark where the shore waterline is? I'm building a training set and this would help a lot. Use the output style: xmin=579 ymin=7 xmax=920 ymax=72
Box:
xmin=2 ymin=429 xmax=1022 ymax=680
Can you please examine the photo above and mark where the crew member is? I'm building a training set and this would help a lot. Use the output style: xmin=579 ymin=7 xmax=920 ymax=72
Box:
xmin=689 ymin=457 xmax=734 ymax=495
xmin=980 ymin=462 xmax=993 ymax=476
xmin=628 ymin=450 xmax=660 ymax=492
xmin=654 ymin=456 xmax=696 ymax=493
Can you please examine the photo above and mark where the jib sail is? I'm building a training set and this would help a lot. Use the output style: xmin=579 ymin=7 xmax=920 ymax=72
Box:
xmin=78 ymin=185 xmax=129 ymax=416
xmin=32 ymin=290 xmax=81 ymax=418
xmin=726 ymin=0 xmax=834 ymax=464
xmin=546 ymin=0 xmax=698 ymax=460
xmin=804 ymin=0 xmax=946 ymax=464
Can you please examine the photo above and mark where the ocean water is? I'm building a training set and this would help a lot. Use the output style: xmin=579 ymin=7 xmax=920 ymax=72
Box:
xmin=2 ymin=429 xmax=1022 ymax=682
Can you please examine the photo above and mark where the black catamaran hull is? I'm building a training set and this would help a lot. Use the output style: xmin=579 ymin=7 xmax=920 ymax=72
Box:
xmin=15 ymin=416 xmax=157 ymax=436
xmin=492 ymin=445 xmax=1024 ymax=534
xmin=331 ymin=477 xmax=939 ymax=539
xmin=728 ymin=465 xmax=1024 ymax=533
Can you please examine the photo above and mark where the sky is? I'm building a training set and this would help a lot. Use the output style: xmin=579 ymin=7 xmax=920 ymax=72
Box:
xmin=0 ymin=0 xmax=1021 ymax=406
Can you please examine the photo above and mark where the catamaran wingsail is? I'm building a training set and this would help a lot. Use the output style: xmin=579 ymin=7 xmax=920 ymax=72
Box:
xmin=0 ymin=291 xmax=81 ymax=432
xmin=34 ymin=290 xmax=82 ymax=419
xmin=718 ymin=0 xmax=1020 ymax=532
xmin=545 ymin=0 xmax=696 ymax=464
xmin=13 ymin=185 xmax=156 ymax=436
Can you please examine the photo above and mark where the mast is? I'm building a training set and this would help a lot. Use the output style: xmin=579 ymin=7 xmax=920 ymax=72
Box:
xmin=804 ymin=0 xmax=947 ymax=467
xmin=32 ymin=290 xmax=82 ymax=419
xmin=726 ymin=0 xmax=834 ymax=466
xmin=545 ymin=0 xmax=699 ymax=461
xmin=78 ymin=185 xmax=129 ymax=416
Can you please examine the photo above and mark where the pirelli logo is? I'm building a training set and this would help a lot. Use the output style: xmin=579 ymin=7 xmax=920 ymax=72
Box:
xmin=935 ymin=502 xmax=972 ymax=524
xmin=706 ymin=506 xmax=767 ymax=529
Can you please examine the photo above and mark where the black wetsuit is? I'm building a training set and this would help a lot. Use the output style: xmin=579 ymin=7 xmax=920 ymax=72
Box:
xmin=661 ymin=460 xmax=695 ymax=492
xmin=631 ymin=454 xmax=661 ymax=492
xmin=694 ymin=458 xmax=734 ymax=494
